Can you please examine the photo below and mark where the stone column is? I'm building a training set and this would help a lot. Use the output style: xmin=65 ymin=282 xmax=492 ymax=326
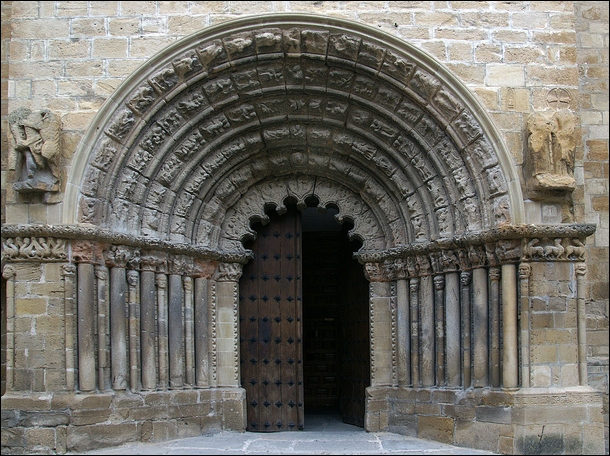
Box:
xmin=168 ymin=259 xmax=185 ymax=389
xmin=106 ymin=246 xmax=133 ymax=391
xmin=501 ymin=263 xmax=518 ymax=388
xmin=445 ymin=271 xmax=460 ymax=387
xmin=575 ymin=263 xmax=588 ymax=386
xmin=62 ymin=263 xmax=77 ymax=391
xmin=127 ymin=270 xmax=140 ymax=392
xmin=3 ymin=265 xmax=16 ymax=391
xmin=95 ymin=265 xmax=110 ymax=391
xmin=472 ymin=267 xmax=488 ymax=387
xmin=433 ymin=275 xmax=445 ymax=386
xmin=489 ymin=267 xmax=501 ymax=388
xmin=396 ymin=278 xmax=410 ymax=386
xmin=194 ymin=276 xmax=210 ymax=388
xmin=157 ymin=272 xmax=169 ymax=389
xmin=184 ymin=276 xmax=195 ymax=387
xmin=518 ymin=263 xmax=531 ymax=388
xmin=71 ymin=240 xmax=103 ymax=393
xmin=460 ymin=271 xmax=472 ymax=388
xmin=420 ymin=275 xmax=435 ymax=387
xmin=215 ymin=262 xmax=243 ymax=387
xmin=409 ymin=277 xmax=420 ymax=387
xmin=139 ymin=254 xmax=160 ymax=391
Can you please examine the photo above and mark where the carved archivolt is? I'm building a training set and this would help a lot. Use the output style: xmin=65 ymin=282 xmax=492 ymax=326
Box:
xmin=67 ymin=15 xmax=520 ymax=254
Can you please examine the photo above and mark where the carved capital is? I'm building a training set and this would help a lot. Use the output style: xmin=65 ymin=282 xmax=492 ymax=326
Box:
xmin=489 ymin=267 xmax=501 ymax=281
xmin=127 ymin=270 xmax=139 ymax=287
xmin=104 ymin=245 xmax=138 ymax=268
xmin=2 ymin=264 xmax=16 ymax=280
xmin=62 ymin=263 xmax=76 ymax=277
xmin=433 ymin=274 xmax=445 ymax=290
xmin=72 ymin=240 xmax=106 ymax=264
xmin=460 ymin=271 xmax=471 ymax=286
xmin=575 ymin=263 xmax=587 ymax=276
xmin=216 ymin=262 xmax=243 ymax=282
xmin=518 ymin=263 xmax=531 ymax=279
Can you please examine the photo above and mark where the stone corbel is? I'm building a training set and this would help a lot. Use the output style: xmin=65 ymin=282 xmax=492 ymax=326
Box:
xmin=525 ymin=108 xmax=577 ymax=200
xmin=7 ymin=108 xmax=62 ymax=202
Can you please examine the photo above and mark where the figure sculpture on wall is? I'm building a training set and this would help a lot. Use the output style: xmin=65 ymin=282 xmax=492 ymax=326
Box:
xmin=8 ymin=107 xmax=61 ymax=194
xmin=525 ymin=108 xmax=576 ymax=198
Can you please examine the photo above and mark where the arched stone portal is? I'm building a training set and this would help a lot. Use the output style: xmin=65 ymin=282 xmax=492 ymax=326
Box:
xmin=2 ymin=13 xmax=604 ymax=455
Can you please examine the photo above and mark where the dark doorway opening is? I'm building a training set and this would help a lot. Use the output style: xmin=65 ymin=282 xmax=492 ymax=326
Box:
xmin=301 ymin=207 xmax=370 ymax=428
xmin=239 ymin=202 xmax=370 ymax=432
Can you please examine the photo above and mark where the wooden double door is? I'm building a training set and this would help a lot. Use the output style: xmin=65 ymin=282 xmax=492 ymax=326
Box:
xmin=239 ymin=208 xmax=370 ymax=432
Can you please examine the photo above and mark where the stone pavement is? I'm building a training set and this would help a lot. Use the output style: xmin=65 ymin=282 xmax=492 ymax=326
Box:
xmin=74 ymin=413 xmax=497 ymax=455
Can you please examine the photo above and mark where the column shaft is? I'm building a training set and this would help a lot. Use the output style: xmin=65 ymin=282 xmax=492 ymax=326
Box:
xmin=110 ymin=267 xmax=128 ymax=390
xmin=445 ymin=272 xmax=460 ymax=387
xmin=472 ymin=267 xmax=488 ymax=387
xmin=78 ymin=262 xmax=96 ymax=392
xmin=168 ymin=274 xmax=184 ymax=388
xmin=420 ymin=275 xmax=435 ymax=387
xmin=140 ymin=270 xmax=157 ymax=390
xmin=410 ymin=278 xmax=420 ymax=387
xmin=396 ymin=279 xmax=410 ymax=386
xmin=502 ymin=264 xmax=518 ymax=388
xmin=194 ymin=277 xmax=209 ymax=388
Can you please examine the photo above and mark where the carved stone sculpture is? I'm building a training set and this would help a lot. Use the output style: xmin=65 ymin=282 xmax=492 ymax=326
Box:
xmin=525 ymin=108 xmax=576 ymax=198
xmin=8 ymin=107 xmax=61 ymax=194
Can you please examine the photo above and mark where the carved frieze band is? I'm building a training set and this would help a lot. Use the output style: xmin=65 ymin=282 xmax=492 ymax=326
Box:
xmin=1 ymin=223 xmax=250 ymax=264
xmin=356 ymin=223 xmax=596 ymax=281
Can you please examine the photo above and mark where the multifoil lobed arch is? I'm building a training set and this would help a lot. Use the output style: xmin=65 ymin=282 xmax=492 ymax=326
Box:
xmin=66 ymin=14 xmax=524 ymax=255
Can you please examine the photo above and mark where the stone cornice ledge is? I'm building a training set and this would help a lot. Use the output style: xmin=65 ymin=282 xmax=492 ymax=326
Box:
xmin=355 ymin=224 xmax=597 ymax=262
xmin=0 ymin=224 xmax=253 ymax=263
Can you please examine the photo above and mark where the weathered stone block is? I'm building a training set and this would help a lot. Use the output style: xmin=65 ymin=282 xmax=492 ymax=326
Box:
xmin=66 ymin=423 xmax=139 ymax=453
xmin=417 ymin=415 xmax=454 ymax=444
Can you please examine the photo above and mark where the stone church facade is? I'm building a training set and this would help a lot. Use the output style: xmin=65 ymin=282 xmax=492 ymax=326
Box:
xmin=1 ymin=2 xmax=608 ymax=455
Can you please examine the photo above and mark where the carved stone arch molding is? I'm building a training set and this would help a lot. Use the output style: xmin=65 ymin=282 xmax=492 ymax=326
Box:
xmin=66 ymin=13 xmax=524 ymax=254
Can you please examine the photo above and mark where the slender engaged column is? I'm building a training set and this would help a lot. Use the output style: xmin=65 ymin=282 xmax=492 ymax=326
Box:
xmin=519 ymin=263 xmax=531 ymax=388
xmin=77 ymin=262 xmax=96 ymax=392
xmin=127 ymin=270 xmax=140 ymax=392
xmin=409 ymin=278 xmax=420 ymax=387
xmin=575 ymin=263 xmax=588 ymax=386
xmin=110 ymin=265 xmax=128 ymax=390
xmin=168 ymin=273 xmax=184 ymax=388
xmin=445 ymin=272 xmax=460 ymax=387
xmin=502 ymin=263 xmax=518 ymax=388
xmin=472 ymin=267 xmax=488 ymax=387
xmin=95 ymin=265 xmax=110 ymax=391
xmin=3 ymin=265 xmax=17 ymax=391
xmin=396 ymin=278 xmax=410 ymax=386
xmin=433 ymin=275 xmax=445 ymax=386
xmin=489 ymin=267 xmax=501 ymax=388
xmin=140 ymin=265 xmax=157 ymax=391
xmin=184 ymin=276 xmax=195 ymax=387
xmin=194 ymin=277 xmax=210 ymax=388
xmin=61 ymin=264 xmax=77 ymax=391
xmin=420 ymin=275 xmax=435 ymax=387
xmin=157 ymin=273 xmax=169 ymax=389
xmin=460 ymin=271 xmax=472 ymax=388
